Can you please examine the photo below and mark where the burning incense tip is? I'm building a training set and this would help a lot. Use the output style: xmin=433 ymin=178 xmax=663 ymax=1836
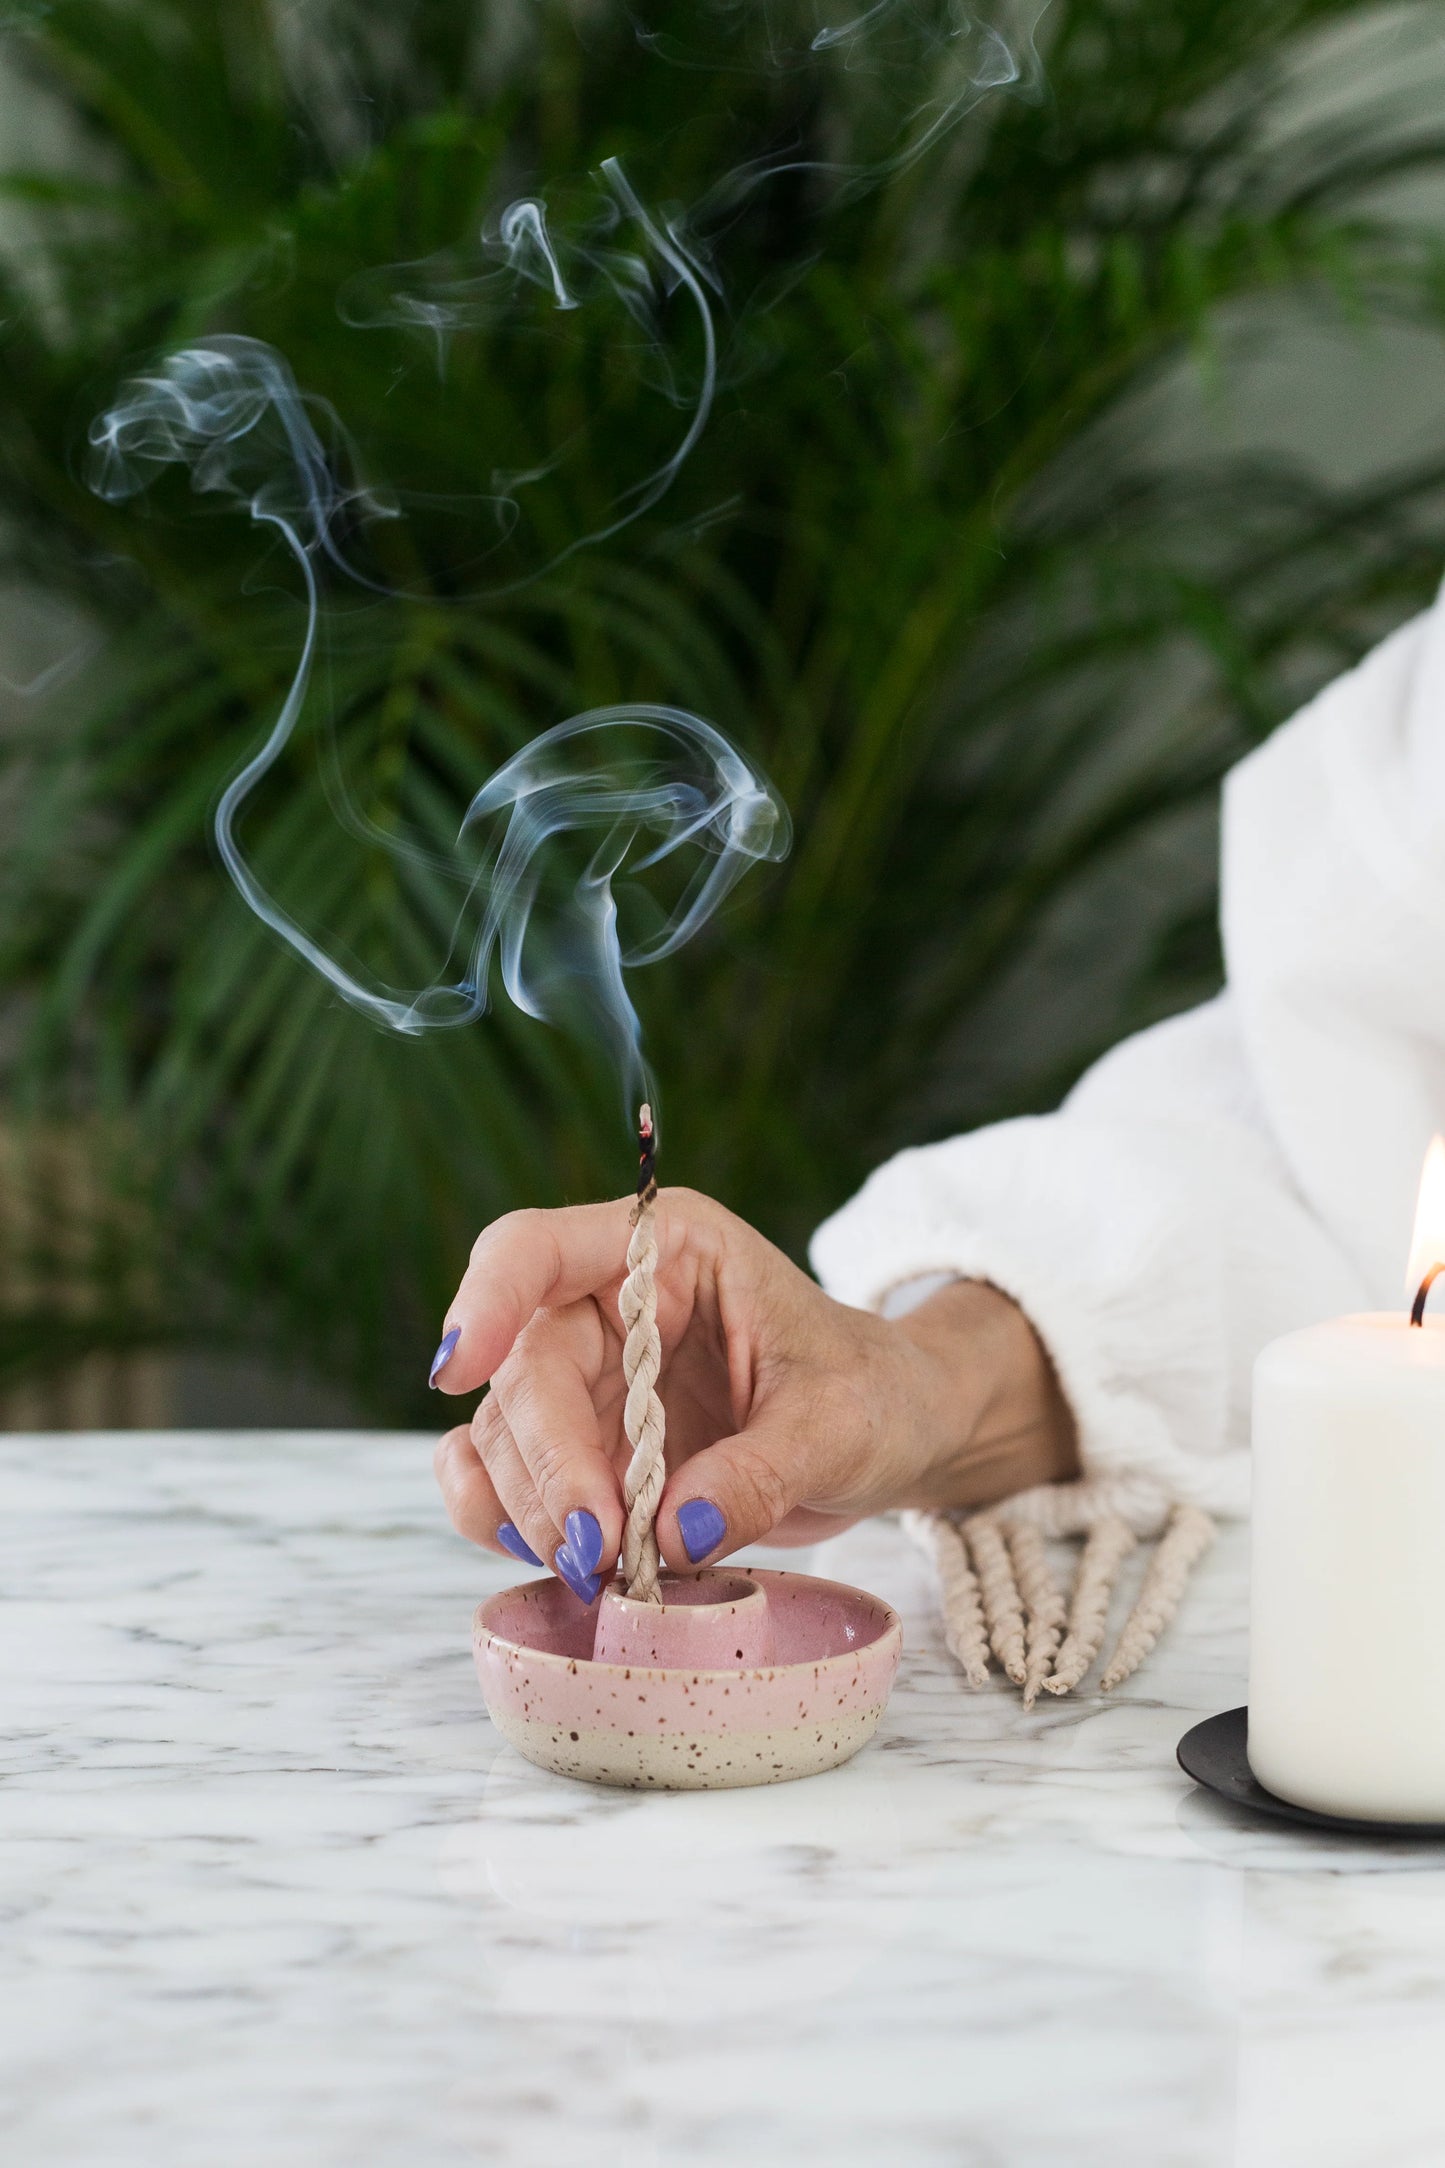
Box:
xmin=635 ymin=1101 xmax=658 ymax=1209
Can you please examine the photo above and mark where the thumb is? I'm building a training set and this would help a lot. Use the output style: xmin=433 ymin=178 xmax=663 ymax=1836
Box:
xmin=655 ymin=1405 xmax=830 ymax=1569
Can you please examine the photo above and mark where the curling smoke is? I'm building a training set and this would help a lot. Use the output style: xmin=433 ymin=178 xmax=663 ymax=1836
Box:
xmin=339 ymin=157 xmax=717 ymax=579
xmin=628 ymin=0 xmax=1038 ymax=196
xmin=87 ymin=334 xmax=788 ymax=1108
xmin=87 ymin=6 xmax=1039 ymax=1117
xmin=347 ymin=8 xmax=1040 ymax=385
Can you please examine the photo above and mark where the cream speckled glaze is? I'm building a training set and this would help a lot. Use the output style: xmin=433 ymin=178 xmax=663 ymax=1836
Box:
xmin=473 ymin=1566 xmax=903 ymax=1790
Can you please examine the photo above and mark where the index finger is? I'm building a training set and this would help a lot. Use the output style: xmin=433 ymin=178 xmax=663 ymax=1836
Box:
xmin=432 ymin=1198 xmax=634 ymax=1393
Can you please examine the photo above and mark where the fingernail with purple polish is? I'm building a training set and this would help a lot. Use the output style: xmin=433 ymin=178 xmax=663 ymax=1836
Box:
xmin=677 ymin=1498 xmax=727 ymax=1564
xmin=563 ymin=1509 xmax=603 ymax=1577
xmin=428 ymin=1325 xmax=461 ymax=1388
xmin=496 ymin=1522 xmax=543 ymax=1568
xmin=553 ymin=1543 xmax=600 ymax=1606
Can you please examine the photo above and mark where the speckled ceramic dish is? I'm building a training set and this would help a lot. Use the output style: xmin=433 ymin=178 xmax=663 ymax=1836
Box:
xmin=473 ymin=1566 xmax=903 ymax=1790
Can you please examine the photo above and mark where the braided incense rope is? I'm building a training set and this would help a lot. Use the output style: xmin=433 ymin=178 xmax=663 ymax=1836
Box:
xmin=1009 ymin=1522 xmax=1067 ymax=1710
xmin=903 ymin=1511 xmax=991 ymax=1686
xmin=618 ymin=1104 xmax=665 ymax=1603
xmin=1099 ymin=1504 xmax=1216 ymax=1691
xmin=910 ymin=1498 xmax=1211 ymax=1702
xmin=965 ymin=1515 xmax=1027 ymax=1685
xmin=1043 ymin=1515 xmax=1137 ymax=1695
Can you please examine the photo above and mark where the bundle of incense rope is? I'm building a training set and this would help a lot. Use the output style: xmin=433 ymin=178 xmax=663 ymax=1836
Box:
xmin=913 ymin=1503 xmax=1216 ymax=1699
xmin=618 ymin=1103 xmax=665 ymax=1602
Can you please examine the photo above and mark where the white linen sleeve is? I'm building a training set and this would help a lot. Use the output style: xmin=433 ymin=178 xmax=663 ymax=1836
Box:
xmin=810 ymin=993 xmax=1366 ymax=1533
xmin=811 ymin=567 xmax=1445 ymax=1529
xmin=1221 ymin=590 xmax=1445 ymax=1300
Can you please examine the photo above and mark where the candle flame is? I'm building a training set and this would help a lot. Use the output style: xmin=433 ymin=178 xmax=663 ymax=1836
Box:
xmin=1406 ymin=1135 xmax=1445 ymax=1306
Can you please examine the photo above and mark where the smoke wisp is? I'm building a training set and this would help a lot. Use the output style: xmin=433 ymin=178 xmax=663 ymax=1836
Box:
xmin=86 ymin=4 xmax=1040 ymax=1123
xmin=87 ymin=335 xmax=788 ymax=1111
xmin=339 ymin=157 xmax=717 ymax=587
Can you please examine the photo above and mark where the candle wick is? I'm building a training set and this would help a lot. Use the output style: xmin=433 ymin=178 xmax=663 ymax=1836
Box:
xmin=1411 ymin=1262 xmax=1444 ymax=1327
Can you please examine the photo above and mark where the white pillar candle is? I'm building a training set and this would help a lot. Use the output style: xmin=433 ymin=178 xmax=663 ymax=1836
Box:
xmin=1248 ymin=1140 xmax=1445 ymax=1822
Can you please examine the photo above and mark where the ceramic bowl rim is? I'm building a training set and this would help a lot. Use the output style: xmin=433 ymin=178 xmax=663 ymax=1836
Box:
xmin=473 ymin=1564 xmax=903 ymax=1685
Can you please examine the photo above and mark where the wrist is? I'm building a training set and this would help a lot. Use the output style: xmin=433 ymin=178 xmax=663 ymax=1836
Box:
xmin=892 ymin=1278 xmax=1079 ymax=1514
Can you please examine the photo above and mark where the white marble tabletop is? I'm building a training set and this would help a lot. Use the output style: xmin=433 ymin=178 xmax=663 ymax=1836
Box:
xmin=6 ymin=1431 xmax=1445 ymax=2167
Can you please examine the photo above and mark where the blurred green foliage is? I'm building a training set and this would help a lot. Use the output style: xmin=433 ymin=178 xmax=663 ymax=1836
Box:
xmin=3 ymin=0 xmax=1445 ymax=1418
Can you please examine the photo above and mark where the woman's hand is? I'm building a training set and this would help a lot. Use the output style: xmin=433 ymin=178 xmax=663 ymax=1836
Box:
xmin=432 ymin=1187 xmax=1077 ymax=1602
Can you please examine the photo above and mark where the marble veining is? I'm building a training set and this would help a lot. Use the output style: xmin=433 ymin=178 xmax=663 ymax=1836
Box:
xmin=6 ymin=1431 xmax=1445 ymax=2166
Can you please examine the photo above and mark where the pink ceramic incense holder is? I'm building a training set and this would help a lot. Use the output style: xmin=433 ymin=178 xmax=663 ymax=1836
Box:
xmin=472 ymin=1109 xmax=901 ymax=1789
xmin=473 ymin=1565 xmax=903 ymax=1790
